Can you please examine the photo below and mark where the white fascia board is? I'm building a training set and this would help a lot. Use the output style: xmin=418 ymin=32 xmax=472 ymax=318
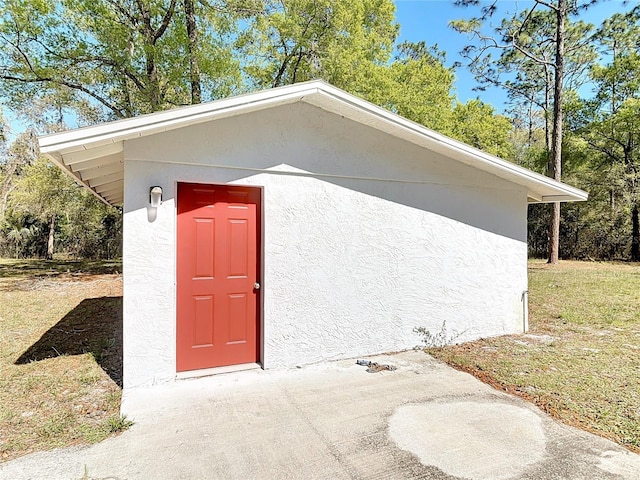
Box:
xmin=527 ymin=192 xmax=544 ymax=203
xmin=37 ymin=80 xmax=587 ymax=203
xmin=304 ymin=85 xmax=588 ymax=203
xmin=37 ymin=82 xmax=326 ymax=153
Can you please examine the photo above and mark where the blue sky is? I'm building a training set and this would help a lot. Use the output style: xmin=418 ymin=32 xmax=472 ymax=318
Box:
xmin=394 ymin=0 xmax=632 ymax=111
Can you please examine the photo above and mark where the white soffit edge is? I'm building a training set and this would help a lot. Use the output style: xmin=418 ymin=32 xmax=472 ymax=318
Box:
xmin=38 ymin=80 xmax=588 ymax=206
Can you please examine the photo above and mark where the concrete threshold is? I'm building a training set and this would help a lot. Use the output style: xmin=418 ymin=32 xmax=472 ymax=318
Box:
xmin=175 ymin=362 xmax=261 ymax=380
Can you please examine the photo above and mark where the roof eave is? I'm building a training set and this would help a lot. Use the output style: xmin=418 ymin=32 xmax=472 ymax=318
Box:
xmin=44 ymin=152 xmax=114 ymax=206
xmin=37 ymin=80 xmax=588 ymax=206
xmin=301 ymin=86 xmax=588 ymax=203
xmin=38 ymin=82 xmax=328 ymax=154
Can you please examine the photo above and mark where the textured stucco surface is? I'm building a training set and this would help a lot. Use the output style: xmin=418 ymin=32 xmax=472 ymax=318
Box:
xmin=122 ymin=103 xmax=528 ymax=388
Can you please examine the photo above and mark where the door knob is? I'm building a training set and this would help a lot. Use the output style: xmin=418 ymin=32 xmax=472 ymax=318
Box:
xmin=254 ymin=282 xmax=261 ymax=290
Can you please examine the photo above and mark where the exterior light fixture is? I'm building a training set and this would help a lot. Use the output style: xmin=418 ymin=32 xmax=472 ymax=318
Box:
xmin=149 ymin=186 xmax=163 ymax=207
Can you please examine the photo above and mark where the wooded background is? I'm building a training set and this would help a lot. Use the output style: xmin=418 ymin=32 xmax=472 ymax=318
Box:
xmin=0 ymin=0 xmax=638 ymax=261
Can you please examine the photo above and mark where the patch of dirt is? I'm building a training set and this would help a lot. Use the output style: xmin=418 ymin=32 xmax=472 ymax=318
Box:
xmin=0 ymin=274 xmax=122 ymax=293
xmin=522 ymin=334 xmax=557 ymax=344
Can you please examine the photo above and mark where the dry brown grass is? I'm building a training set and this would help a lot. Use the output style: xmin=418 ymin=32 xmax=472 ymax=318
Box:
xmin=429 ymin=260 xmax=640 ymax=452
xmin=0 ymin=259 xmax=126 ymax=462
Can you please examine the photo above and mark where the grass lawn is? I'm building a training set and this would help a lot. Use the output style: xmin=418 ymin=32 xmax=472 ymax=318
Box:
xmin=430 ymin=260 xmax=640 ymax=453
xmin=0 ymin=258 xmax=128 ymax=462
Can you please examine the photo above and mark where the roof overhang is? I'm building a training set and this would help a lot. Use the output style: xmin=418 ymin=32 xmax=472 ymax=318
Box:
xmin=38 ymin=80 xmax=588 ymax=206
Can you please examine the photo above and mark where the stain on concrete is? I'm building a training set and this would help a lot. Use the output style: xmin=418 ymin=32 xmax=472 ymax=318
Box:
xmin=597 ymin=450 xmax=640 ymax=477
xmin=388 ymin=400 xmax=547 ymax=480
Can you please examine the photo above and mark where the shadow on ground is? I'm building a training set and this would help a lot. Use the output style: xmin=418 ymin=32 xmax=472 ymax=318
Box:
xmin=0 ymin=259 xmax=121 ymax=278
xmin=15 ymin=296 xmax=123 ymax=387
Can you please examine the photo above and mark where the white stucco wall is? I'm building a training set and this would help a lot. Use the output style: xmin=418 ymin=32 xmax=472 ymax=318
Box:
xmin=122 ymin=103 xmax=528 ymax=388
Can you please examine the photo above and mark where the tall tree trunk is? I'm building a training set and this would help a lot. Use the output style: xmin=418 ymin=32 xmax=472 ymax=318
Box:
xmin=527 ymin=101 xmax=532 ymax=145
xmin=610 ymin=188 xmax=615 ymax=209
xmin=632 ymin=204 xmax=639 ymax=261
xmin=544 ymin=66 xmax=552 ymax=159
xmin=548 ymin=202 xmax=561 ymax=262
xmin=139 ymin=2 xmax=162 ymax=111
xmin=547 ymin=0 xmax=566 ymax=265
xmin=47 ymin=215 xmax=55 ymax=260
xmin=137 ymin=0 xmax=177 ymax=111
xmin=183 ymin=0 xmax=201 ymax=104
xmin=143 ymin=42 xmax=161 ymax=110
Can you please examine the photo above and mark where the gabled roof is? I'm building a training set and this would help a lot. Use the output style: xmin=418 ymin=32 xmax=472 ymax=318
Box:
xmin=38 ymin=80 xmax=587 ymax=206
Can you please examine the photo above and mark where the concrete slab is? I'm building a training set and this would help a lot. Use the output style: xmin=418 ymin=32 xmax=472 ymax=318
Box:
xmin=389 ymin=402 xmax=547 ymax=479
xmin=1 ymin=351 xmax=639 ymax=480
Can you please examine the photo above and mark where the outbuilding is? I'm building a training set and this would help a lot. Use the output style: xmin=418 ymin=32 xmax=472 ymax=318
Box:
xmin=39 ymin=80 xmax=587 ymax=389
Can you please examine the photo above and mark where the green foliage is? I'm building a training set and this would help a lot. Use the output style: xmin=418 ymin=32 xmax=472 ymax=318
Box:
xmin=0 ymin=210 xmax=43 ymax=258
xmin=0 ymin=0 xmax=516 ymax=264
xmin=2 ymin=1 xmax=640 ymax=268
xmin=0 ymin=0 xmax=243 ymax=124
xmin=563 ymin=9 xmax=640 ymax=261
xmin=239 ymin=0 xmax=398 ymax=89
xmin=381 ymin=41 xmax=455 ymax=134
xmin=105 ymin=414 xmax=134 ymax=433
xmin=57 ymin=189 xmax=123 ymax=260
xmin=11 ymin=157 xmax=73 ymax=221
xmin=237 ymin=3 xmax=513 ymax=150
xmin=450 ymin=100 xmax=513 ymax=158
xmin=451 ymin=1 xmax=600 ymax=263
xmin=0 ymin=154 xmax=121 ymax=259
xmin=451 ymin=2 xmax=640 ymax=261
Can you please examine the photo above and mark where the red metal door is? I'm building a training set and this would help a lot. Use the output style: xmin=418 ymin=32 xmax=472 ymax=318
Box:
xmin=176 ymin=183 xmax=260 ymax=372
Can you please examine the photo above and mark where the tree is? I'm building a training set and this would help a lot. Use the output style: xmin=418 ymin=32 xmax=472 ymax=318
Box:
xmin=9 ymin=156 xmax=76 ymax=259
xmin=0 ymin=130 xmax=38 ymax=218
xmin=4 ymin=151 xmax=122 ymax=260
xmin=1 ymin=210 xmax=39 ymax=258
xmin=0 ymin=0 xmax=515 ymax=260
xmin=0 ymin=0 xmax=244 ymax=259
xmin=379 ymin=42 xmax=513 ymax=158
xmin=0 ymin=0 xmax=242 ymax=125
xmin=577 ymin=9 xmax=640 ymax=259
xmin=241 ymin=5 xmax=488 ymax=141
xmin=184 ymin=0 xmax=202 ymax=103
xmin=239 ymin=0 xmax=398 ymax=90
xmin=380 ymin=41 xmax=455 ymax=134
xmin=0 ymin=112 xmax=8 ymax=216
xmin=497 ymin=13 xmax=594 ymax=158
xmin=451 ymin=0 xmax=596 ymax=263
xmin=450 ymin=99 xmax=513 ymax=158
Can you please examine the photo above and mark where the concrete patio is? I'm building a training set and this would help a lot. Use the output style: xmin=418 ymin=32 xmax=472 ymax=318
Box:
xmin=1 ymin=350 xmax=639 ymax=480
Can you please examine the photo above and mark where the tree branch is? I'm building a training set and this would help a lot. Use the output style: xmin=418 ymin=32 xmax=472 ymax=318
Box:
xmin=1 ymin=74 xmax=127 ymax=118
xmin=28 ymin=37 xmax=147 ymax=93
xmin=584 ymin=139 xmax=622 ymax=164
xmin=105 ymin=0 xmax=138 ymax=25
xmin=513 ymin=3 xmax=540 ymax=39
xmin=154 ymin=0 xmax=177 ymax=42
xmin=534 ymin=0 xmax=560 ymax=12
xmin=510 ymin=39 xmax=554 ymax=67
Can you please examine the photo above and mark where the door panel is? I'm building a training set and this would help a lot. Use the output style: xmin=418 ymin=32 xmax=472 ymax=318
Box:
xmin=177 ymin=183 xmax=260 ymax=372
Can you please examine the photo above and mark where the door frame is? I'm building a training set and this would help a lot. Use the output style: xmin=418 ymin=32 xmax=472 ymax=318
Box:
xmin=175 ymin=181 xmax=264 ymax=373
